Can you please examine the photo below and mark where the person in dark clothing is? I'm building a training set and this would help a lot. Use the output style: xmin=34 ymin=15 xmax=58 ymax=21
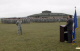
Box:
xmin=65 ymin=15 xmax=73 ymax=43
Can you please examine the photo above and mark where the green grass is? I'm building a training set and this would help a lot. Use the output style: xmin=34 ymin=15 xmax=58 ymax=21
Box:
xmin=0 ymin=20 xmax=80 ymax=51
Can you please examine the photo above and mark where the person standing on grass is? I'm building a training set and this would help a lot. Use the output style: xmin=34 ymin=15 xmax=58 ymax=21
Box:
xmin=16 ymin=18 xmax=22 ymax=35
xmin=65 ymin=15 xmax=73 ymax=43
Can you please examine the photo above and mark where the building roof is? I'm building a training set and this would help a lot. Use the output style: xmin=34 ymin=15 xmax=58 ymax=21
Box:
xmin=28 ymin=10 xmax=71 ymax=17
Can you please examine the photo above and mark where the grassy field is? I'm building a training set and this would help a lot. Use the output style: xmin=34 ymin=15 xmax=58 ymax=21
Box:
xmin=0 ymin=20 xmax=80 ymax=51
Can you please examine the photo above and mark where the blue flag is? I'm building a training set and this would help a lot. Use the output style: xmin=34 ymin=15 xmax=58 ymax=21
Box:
xmin=72 ymin=8 xmax=78 ymax=43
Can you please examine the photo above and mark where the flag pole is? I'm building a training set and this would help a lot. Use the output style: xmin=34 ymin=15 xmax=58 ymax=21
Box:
xmin=74 ymin=7 xmax=80 ymax=49
xmin=72 ymin=6 xmax=77 ymax=45
xmin=71 ymin=6 xmax=80 ymax=49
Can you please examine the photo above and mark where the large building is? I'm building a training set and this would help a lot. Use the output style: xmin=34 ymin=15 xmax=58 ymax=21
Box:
xmin=28 ymin=10 xmax=71 ymax=22
xmin=1 ymin=10 xmax=72 ymax=24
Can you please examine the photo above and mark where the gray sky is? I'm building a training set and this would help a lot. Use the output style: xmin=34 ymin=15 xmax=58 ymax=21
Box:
xmin=0 ymin=0 xmax=80 ymax=18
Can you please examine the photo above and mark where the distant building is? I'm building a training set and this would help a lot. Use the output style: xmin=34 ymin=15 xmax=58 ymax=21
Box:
xmin=28 ymin=10 xmax=71 ymax=22
xmin=1 ymin=10 xmax=72 ymax=24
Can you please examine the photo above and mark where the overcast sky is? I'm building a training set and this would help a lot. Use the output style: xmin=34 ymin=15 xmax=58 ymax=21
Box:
xmin=0 ymin=0 xmax=80 ymax=18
